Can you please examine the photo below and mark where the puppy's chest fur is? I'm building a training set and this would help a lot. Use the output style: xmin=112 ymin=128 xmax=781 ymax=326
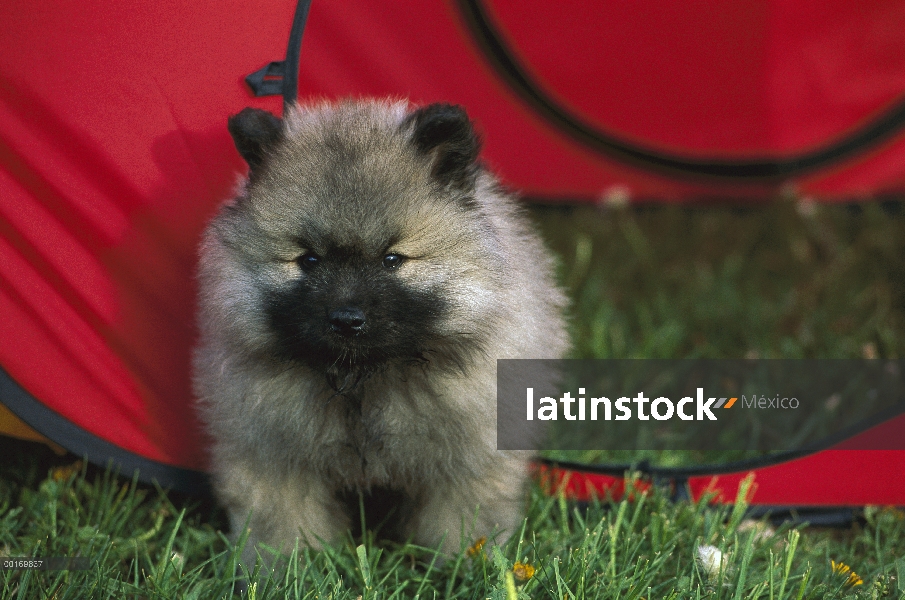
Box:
xmin=316 ymin=393 xmax=409 ymax=486
xmin=251 ymin=367 xmax=483 ymax=491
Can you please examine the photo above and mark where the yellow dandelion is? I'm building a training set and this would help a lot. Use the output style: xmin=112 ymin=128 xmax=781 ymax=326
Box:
xmin=882 ymin=506 xmax=905 ymax=520
xmin=512 ymin=561 xmax=535 ymax=581
xmin=466 ymin=536 xmax=486 ymax=557
xmin=831 ymin=560 xmax=863 ymax=586
xmin=51 ymin=460 xmax=83 ymax=482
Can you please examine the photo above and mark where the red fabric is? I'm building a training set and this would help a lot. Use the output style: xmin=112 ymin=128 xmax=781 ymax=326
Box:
xmin=0 ymin=0 xmax=291 ymax=468
xmin=1 ymin=0 xmax=905 ymax=489
xmin=545 ymin=450 xmax=905 ymax=506
xmin=545 ymin=418 xmax=905 ymax=505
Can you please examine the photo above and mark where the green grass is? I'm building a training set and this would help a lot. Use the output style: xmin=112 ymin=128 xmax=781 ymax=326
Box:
xmin=536 ymin=200 xmax=905 ymax=361
xmin=3 ymin=199 xmax=905 ymax=598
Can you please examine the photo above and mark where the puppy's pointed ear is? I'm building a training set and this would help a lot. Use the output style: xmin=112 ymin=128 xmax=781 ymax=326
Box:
xmin=405 ymin=104 xmax=480 ymax=188
xmin=227 ymin=108 xmax=283 ymax=172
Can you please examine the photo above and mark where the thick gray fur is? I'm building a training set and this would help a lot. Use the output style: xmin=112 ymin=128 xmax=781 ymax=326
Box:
xmin=194 ymin=100 xmax=569 ymax=569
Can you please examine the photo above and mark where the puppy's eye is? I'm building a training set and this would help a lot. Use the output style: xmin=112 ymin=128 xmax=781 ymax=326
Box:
xmin=298 ymin=252 xmax=320 ymax=270
xmin=382 ymin=253 xmax=404 ymax=269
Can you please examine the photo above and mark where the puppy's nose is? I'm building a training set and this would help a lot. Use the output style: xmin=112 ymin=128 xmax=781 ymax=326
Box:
xmin=329 ymin=307 xmax=366 ymax=335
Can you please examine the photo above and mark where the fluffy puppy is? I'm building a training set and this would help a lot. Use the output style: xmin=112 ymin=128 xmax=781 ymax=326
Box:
xmin=193 ymin=100 xmax=568 ymax=566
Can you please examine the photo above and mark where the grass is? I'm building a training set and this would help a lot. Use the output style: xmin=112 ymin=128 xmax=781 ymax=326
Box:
xmin=3 ymin=198 xmax=905 ymax=598
xmin=536 ymin=199 xmax=905 ymax=361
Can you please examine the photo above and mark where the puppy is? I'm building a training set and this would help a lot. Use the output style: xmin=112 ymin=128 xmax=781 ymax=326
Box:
xmin=193 ymin=100 xmax=568 ymax=566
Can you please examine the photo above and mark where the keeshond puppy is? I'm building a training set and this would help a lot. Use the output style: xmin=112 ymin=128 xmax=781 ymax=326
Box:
xmin=193 ymin=100 xmax=568 ymax=567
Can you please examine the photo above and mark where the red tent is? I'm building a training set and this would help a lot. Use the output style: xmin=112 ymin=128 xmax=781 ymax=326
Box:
xmin=2 ymin=0 xmax=904 ymax=501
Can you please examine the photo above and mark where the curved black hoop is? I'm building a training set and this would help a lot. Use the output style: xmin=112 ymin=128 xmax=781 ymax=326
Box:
xmin=456 ymin=0 xmax=905 ymax=180
xmin=0 ymin=366 xmax=209 ymax=495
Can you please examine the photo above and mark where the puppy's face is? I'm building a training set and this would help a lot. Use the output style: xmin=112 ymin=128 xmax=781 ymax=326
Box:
xmin=264 ymin=236 xmax=447 ymax=377
xmin=206 ymin=102 xmax=505 ymax=384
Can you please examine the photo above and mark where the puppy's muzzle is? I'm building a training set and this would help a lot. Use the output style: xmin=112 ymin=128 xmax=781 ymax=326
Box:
xmin=329 ymin=307 xmax=366 ymax=336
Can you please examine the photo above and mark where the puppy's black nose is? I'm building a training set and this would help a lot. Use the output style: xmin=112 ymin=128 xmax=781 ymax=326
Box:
xmin=329 ymin=307 xmax=366 ymax=335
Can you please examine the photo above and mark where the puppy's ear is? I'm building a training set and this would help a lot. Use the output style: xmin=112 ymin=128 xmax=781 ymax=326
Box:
xmin=227 ymin=108 xmax=283 ymax=172
xmin=405 ymin=103 xmax=481 ymax=188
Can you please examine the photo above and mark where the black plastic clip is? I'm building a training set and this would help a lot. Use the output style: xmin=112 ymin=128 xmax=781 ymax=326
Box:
xmin=245 ymin=61 xmax=288 ymax=97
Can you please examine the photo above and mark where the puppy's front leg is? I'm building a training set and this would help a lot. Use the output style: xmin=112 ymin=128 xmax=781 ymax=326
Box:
xmin=407 ymin=457 xmax=531 ymax=554
xmin=214 ymin=461 xmax=349 ymax=569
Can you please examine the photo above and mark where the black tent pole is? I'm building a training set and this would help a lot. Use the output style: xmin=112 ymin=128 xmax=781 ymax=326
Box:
xmin=243 ymin=0 xmax=312 ymax=110
xmin=281 ymin=0 xmax=312 ymax=109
